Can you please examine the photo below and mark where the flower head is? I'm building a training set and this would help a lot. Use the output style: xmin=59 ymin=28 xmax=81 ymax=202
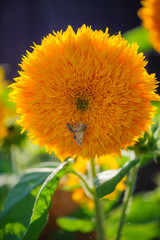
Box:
xmin=10 ymin=25 xmax=159 ymax=159
xmin=138 ymin=0 xmax=160 ymax=53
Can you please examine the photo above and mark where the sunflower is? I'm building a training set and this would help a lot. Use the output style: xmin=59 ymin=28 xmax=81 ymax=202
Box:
xmin=138 ymin=0 xmax=160 ymax=53
xmin=9 ymin=25 xmax=159 ymax=160
xmin=66 ymin=155 xmax=126 ymax=209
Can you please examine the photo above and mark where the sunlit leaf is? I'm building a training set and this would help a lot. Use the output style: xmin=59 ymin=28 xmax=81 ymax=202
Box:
xmin=94 ymin=159 xmax=139 ymax=199
xmin=152 ymin=101 xmax=160 ymax=126
xmin=0 ymin=169 xmax=52 ymax=240
xmin=57 ymin=217 xmax=94 ymax=233
xmin=152 ymin=101 xmax=160 ymax=115
xmin=23 ymin=159 xmax=73 ymax=240
xmin=1 ymin=85 xmax=15 ymax=109
xmin=0 ymin=159 xmax=73 ymax=240
xmin=123 ymin=26 xmax=152 ymax=53
xmin=118 ymin=150 xmax=135 ymax=167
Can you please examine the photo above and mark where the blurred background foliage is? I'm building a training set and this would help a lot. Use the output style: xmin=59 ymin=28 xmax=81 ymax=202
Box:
xmin=0 ymin=1 xmax=160 ymax=240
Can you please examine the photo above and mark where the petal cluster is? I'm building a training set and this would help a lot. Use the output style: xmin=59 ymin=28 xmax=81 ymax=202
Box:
xmin=10 ymin=25 xmax=159 ymax=159
xmin=138 ymin=0 xmax=160 ymax=53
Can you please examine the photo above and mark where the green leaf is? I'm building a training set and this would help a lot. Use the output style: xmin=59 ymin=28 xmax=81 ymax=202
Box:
xmin=52 ymin=229 xmax=75 ymax=240
xmin=152 ymin=101 xmax=160 ymax=116
xmin=152 ymin=101 xmax=160 ymax=126
xmin=57 ymin=217 xmax=94 ymax=233
xmin=123 ymin=26 xmax=152 ymax=53
xmin=122 ymin=222 xmax=160 ymax=240
xmin=107 ymin=189 xmax=160 ymax=240
xmin=0 ymin=169 xmax=52 ymax=240
xmin=127 ymin=188 xmax=160 ymax=223
xmin=107 ymin=221 xmax=160 ymax=240
xmin=0 ymin=184 xmax=10 ymax=213
xmin=23 ymin=159 xmax=73 ymax=240
xmin=94 ymin=159 xmax=139 ymax=199
xmin=107 ymin=188 xmax=160 ymax=223
xmin=0 ymin=150 xmax=13 ymax=174
xmin=1 ymin=86 xmax=16 ymax=109
xmin=0 ymin=159 xmax=73 ymax=240
xmin=118 ymin=150 xmax=135 ymax=167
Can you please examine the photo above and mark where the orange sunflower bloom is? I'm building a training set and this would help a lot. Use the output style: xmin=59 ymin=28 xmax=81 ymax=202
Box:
xmin=9 ymin=25 xmax=159 ymax=159
xmin=138 ymin=0 xmax=160 ymax=53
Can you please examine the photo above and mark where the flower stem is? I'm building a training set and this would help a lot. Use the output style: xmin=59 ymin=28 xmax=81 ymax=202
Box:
xmin=115 ymin=164 xmax=139 ymax=240
xmin=70 ymin=169 xmax=93 ymax=196
xmin=90 ymin=158 xmax=106 ymax=240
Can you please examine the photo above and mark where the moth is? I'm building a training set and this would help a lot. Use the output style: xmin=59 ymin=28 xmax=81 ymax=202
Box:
xmin=66 ymin=123 xmax=87 ymax=146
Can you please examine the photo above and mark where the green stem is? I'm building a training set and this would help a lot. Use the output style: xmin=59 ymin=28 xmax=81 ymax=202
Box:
xmin=90 ymin=158 xmax=107 ymax=240
xmin=70 ymin=169 xmax=93 ymax=196
xmin=115 ymin=164 xmax=139 ymax=240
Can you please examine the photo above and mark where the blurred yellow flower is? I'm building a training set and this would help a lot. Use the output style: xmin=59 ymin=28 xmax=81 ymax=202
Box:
xmin=0 ymin=101 xmax=8 ymax=139
xmin=0 ymin=66 xmax=5 ymax=91
xmin=0 ymin=67 xmax=9 ymax=139
xmin=66 ymin=155 xmax=126 ymax=209
xmin=138 ymin=0 xmax=160 ymax=53
xmin=9 ymin=25 xmax=159 ymax=159
xmin=0 ymin=66 xmax=17 ymax=140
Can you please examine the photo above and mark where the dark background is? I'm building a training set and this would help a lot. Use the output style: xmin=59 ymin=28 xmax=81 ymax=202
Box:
xmin=0 ymin=0 xmax=142 ymax=78
xmin=0 ymin=0 xmax=159 ymax=193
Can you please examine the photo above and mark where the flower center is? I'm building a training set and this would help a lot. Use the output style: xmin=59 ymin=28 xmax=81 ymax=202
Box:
xmin=75 ymin=97 xmax=89 ymax=112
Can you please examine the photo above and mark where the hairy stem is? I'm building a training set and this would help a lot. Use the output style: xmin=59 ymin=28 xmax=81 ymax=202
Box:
xmin=90 ymin=158 xmax=107 ymax=240
xmin=70 ymin=169 xmax=93 ymax=196
xmin=116 ymin=164 xmax=138 ymax=240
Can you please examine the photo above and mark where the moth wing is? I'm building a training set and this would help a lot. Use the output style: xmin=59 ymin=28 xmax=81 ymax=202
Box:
xmin=66 ymin=123 xmax=87 ymax=132
xmin=66 ymin=123 xmax=79 ymax=133
xmin=73 ymin=131 xmax=85 ymax=146
xmin=79 ymin=124 xmax=87 ymax=131
xmin=66 ymin=123 xmax=87 ymax=146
